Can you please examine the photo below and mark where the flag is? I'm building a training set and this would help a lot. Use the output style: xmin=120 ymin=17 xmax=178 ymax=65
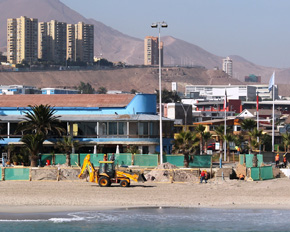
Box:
xmin=224 ymin=89 xmax=228 ymax=110
xmin=268 ymin=72 xmax=275 ymax=91
xmin=256 ymin=92 xmax=259 ymax=112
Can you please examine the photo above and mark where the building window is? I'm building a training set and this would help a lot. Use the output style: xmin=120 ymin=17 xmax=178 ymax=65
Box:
xmin=108 ymin=122 xmax=117 ymax=135
xmin=118 ymin=122 xmax=126 ymax=135
xmin=139 ymin=122 xmax=148 ymax=135
xmin=99 ymin=122 xmax=107 ymax=135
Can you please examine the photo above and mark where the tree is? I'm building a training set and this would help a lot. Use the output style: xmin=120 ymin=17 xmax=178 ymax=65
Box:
xmin=130 ymin=89 xmax=137 ymax=94
xmin=21 ymin=134 xmax=45 ymax=167
xmin=78 ymin=82 xmax=95 ymax=94
xmin=173 ymin=131 xmax=199 ymax=167
xmin=248 ymin=128 xmax=263 ymax=152
xmin=56 ymin=136 xmax=79 ymax=166
xmin=194 ymin=124 xmax=206 ymax=155
xmin=16 ymin=104 xmax=65 ymax=138
xmin=224 ymin=133 xmax=235 ymax=159
xmin=156 ymin=89 xmax=181 ymax=103
xmin=241 ymin=119 xmax=256 ymax=132
xmin=97 ymin=86 xmax=107 ymax=94
xmin=203 ymin=131 xmax=212 ymax=154
xmin=282 ymin=132 xmax=290 ymax=152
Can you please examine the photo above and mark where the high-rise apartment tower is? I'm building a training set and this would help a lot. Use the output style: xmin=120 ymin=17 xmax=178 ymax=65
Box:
xmin=222 ymin=56 xmax=233 ymax=77
xmin=67 ymin=22 xmax=94 ymax=63
xmin=144 ymin=36 xmax=163 ymax=66
xmin=38 ymin=20 xmax=67 ymax=63
xmin=7 ymin=16 xmax=38 ymax=64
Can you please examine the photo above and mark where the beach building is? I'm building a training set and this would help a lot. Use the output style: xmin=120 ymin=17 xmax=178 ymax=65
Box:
xmin=41 ymin=88 xmax=78 ymax=95
xmin=0 ymin=94 xmax=174 ymax=154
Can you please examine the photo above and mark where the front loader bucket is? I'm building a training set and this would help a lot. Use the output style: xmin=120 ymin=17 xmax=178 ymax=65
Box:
xmin=138 ymin=173 xmax=147 ymax=182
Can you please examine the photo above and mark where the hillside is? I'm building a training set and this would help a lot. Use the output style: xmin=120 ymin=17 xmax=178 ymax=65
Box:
xmin=0 ymin=0 xmax=288 ymax=85
xmin=0 ymin=67 xmax=243 ymax=94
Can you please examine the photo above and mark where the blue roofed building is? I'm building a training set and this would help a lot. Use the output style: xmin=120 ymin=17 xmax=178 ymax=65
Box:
xmin=0 ymin=94 xmax=174 ymax=154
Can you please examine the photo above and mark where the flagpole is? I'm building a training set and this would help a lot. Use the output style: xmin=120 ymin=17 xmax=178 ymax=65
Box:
xmin=272 ymin=81 xmax=275 ymax=153
xmin=257 ymin=92 xmax=260 ymax=152
xmin=224 ymin=89 xmax=227 ymax=162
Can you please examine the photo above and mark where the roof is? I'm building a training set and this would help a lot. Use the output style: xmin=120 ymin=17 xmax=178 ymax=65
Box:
xmin=0 ymin=94 xmax=135 ymax=108
xmin=0 ymin=114 xmax=173 ymax=122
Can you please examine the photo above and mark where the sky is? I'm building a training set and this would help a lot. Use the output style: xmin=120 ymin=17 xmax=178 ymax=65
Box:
xmin=61 ymin=0 xmax=290 ymax=68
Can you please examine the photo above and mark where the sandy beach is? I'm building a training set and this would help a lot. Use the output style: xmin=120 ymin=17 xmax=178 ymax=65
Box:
xmin=0 ymin=177 xmax=290 ymax=214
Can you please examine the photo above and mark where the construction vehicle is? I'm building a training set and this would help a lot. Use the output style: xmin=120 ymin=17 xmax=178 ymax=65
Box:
xmin=78 ymin=154 xmax=146 ymax=187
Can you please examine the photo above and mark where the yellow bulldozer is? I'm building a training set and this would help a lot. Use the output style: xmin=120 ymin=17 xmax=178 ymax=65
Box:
xmin=78 ymin=154 xmax=146 ymax=187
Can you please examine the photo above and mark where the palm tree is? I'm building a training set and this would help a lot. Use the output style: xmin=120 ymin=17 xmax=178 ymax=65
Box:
xmin=261 ymin=133 xmax=271 ymax=152
xmin=56 ymin=136 xmax=79 ymax=166
xmin=203 ymin=131 xmax=212 ymax=154
xmin=282 ymin=132 xmax=290 ymax=152
xmin=195 ymin=124 xmax=206 ymax=155
xmin=241 ymin=119 xmax=256 ymax=132
xmin=16 ymin=104 xmax=65 ymax=137
xmin=224 ymin=133 xmax=235 ymax=160
xmin=21 ymin=134 xmax=45 ymax=167
xmin=173 ymin=131 xmax=199 ymax=167
xmin=248 ymin=128 xmax=263 ymax=152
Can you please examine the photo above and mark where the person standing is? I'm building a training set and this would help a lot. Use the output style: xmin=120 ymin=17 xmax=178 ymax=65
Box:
xmin=200 ymin=170 xmax=207 ymax=183
xmin=103 ymin=154 xmax=108 ymax=161
xmin=283 ymin=155 xmax=287 ymax=168
xmin=275 ymin=153 xmax=280 ymax=168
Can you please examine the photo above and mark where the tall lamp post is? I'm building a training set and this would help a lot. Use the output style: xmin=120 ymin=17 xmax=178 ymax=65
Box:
xmin=151 ymin=21 xmax=168 ymax=164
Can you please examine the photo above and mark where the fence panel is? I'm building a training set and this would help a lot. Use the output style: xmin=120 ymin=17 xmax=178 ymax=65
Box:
xmin=134 ymin=154 xmax=158 ymax=167
xmin=40 ymin=154 xmax=53 ymax=166
xmin=189 ymin=155 xmax=211 ymax=168
xmin=239 ymin=154 xmax=245 ymax=165
xmin=70 ymin=154 xmax=79 ymax=166
xmin=0 ymin=168 xmax=2 ymax=181
xmin=250 ymin=167 xmax=260 ymax=181
xmin=257 ymin=154 xmax=263 ymax=167
xmin=164 ymin=155 xmax=184 ymax=167
xmin=260 ymin=166 xmax=273 ymax=180
xmin=114 ymin=154 xmax=132 ymax=166
xmin=245 ymin=154 xmax=254 ymax=168
xmin=4 ymin=168 xmax=30 ymax=181
xmin=55 ymin=154 xmax=66 ymax=165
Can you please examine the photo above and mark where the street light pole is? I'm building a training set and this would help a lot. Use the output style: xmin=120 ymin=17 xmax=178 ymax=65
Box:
xmin=151 ymin=21 xmax=167 ymax=164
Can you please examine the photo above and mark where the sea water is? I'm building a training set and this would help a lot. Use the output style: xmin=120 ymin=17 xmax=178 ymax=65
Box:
xmin=0 ymin=207 xmax=290 ymax=232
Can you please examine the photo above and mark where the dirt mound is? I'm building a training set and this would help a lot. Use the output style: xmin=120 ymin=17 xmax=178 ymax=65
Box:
xmin=145 ymin=162 xmax=198 ymax=183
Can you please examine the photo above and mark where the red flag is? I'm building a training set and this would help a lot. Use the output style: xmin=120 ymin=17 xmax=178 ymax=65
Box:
xmin=256 ymin=93 xmax=259 ymax=112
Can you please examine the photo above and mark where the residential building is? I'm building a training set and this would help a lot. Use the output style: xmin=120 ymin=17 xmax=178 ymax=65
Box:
xmin=67 ymin=22 xmax=94 ymax=63
xmin=7 ymin=16 xmax=38 ymax=64
xmin=66 ymin=24 xmax=76 ymax=62
xmin=38 ymin=20 xmax=67 ymax=63
xmin=75 ymin=22 xmax=94 ymax=63
xmin=185 ymin=85 xmax=276 ymax=101
xmin=0 ymin=94 xmax=174 ymax=154
xmin=144 ymin=36 xmax=163 ymax=66
xmin=0 ymin=85 xmax=40 ymax=95
xmin=222 ymin=56 xmax=233 ymax=77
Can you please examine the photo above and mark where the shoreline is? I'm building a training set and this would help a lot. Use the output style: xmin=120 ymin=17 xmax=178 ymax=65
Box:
xmin=1 ymin=178 xmax=290 ymax=216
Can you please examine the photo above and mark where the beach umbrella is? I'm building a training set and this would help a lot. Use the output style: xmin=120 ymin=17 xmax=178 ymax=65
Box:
xmin=116 ymin=145 xmax=120 ymax=154
xmin=93 ymin=145 xmax=97 ymax=154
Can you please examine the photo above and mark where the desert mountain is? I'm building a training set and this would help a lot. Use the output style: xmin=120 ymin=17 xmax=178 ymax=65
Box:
xmin=0 ymin=0 xmax=288 ymax=86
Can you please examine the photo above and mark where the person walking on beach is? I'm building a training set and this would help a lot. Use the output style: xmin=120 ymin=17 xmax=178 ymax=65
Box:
xmin=200 ymin=170 xmax=207 ymax=183
xmin=275 ymin=153 xmax=280 ymax=168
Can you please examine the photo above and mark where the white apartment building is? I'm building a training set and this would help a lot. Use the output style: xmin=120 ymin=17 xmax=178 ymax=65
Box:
xmin=222 ymin=56 xmax=233 ymax=77
xmin=185 ymin=85 xmax=277 ymax=101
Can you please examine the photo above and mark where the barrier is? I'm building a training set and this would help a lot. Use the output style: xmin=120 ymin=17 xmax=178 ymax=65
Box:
xmin=164 ymin=155 xmax=184 ymax=167
xmin=4 ymin=167 xmax=30 ymax=181
xmin=189 ymin=155 xmax=212 ymax=168
xmin=0 ymin=168 xmax=2 ymax=181
xmin=250 ymin=167 xmax=260 ymax=180
xmin=260 ymin=166 xmax=273 ymax=180
xmin=239 ymin=154 xmax=245 ymax=165
xmin=134 ymin=154 xmax=158 ymax=167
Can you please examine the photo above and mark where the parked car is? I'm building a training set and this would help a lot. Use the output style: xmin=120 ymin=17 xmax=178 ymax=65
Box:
xmin=207 ymin=143 xmax=216 ymax=151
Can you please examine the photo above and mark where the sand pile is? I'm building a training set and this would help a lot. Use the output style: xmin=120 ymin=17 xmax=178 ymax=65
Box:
xmin=145 ymin=162 xmax=199 ymax=182
xmin=30 ymin=166 xmax=81 ymax=181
